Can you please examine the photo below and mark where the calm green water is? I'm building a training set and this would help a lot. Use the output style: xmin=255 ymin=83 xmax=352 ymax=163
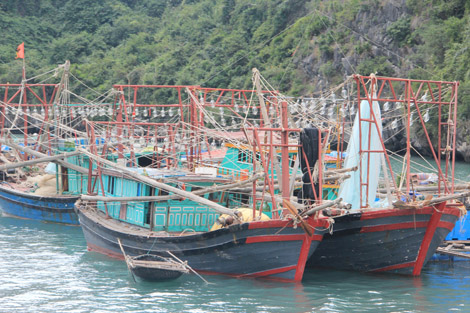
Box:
xmin=0 ymin=214 xmax=469 ymax=313
xmin=0 ymin=158 xmax=469 ymax=313
xmin=388 ymin=155 xmax=470 ymax=184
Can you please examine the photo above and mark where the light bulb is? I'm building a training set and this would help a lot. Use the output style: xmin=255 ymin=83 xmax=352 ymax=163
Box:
xmin=424 ymin=109 xmax=430 ymax=123
xmin=384 ymin=102 xmax=389 ymax=111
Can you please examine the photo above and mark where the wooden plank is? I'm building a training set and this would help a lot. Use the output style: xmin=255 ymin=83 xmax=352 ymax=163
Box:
xmin=436 ymin=247 xmax=470 ymax=259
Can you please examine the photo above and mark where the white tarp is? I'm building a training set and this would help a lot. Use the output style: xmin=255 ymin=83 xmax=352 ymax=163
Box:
xmin=338 ymin=99 xmax=383 ymax=210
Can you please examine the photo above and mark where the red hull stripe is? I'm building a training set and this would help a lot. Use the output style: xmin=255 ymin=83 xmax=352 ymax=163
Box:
xmin=437 ymin=221 xmax=457 ymax=231
xmin=360 ymin=221 xmax=428 ymax=233
xmin=295 ymin=235 xmax=311 ymax=281
xmin=246 ymin=234 xmax=307 ymax=243
xmin=442 ymin=206 xmax=463 ymax=217
xmin=360 ymin=208 xmax=433 ymax=220
xmin=239 ymin=265 xmax=297 ymax=278
xmin=89 ymin=243 xmax=300 ymax=282
xmin=197 ymin=267 xmax=297 ymax=283
xmin=360 ymin=206 xmax=461 ymax=221
xmin=248 ymin=218 xmax=330 ymax=230
xmin=248 ymin=220 xmax=292 ymax=229
xmin=88 ymin=242 xmax=124 ymax=260
xmin=413 ymin=202 xmax=446 ymax=276
xmin=372 ymin=261 xmax=415 ymax=272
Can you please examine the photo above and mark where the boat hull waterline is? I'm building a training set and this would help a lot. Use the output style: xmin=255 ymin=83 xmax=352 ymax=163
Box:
xmin=77 ymin=205 xmax=329 ymax=282
xmin=0 ymin=185 xmax=79 ymax=225
xmin=308 ymin=203 xmax=460 ymax=275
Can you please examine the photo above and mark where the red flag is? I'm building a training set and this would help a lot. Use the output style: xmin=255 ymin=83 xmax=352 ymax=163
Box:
xmin=15 ymin=42 xmax=24 ymax=59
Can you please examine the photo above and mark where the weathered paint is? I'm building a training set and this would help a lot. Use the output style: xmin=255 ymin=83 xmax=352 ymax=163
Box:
xmin=77 ymin=205 xmax=329 ymax=282
xmin=0 ymin=185 xmax=79 ymax=225
xmin=308 ymin=205 xmax=460 ymax=276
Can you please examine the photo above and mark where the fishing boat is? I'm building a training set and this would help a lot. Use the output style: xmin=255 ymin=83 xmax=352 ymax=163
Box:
xmin=118 ymin=239 xmax=189 ymax=281
xmin=72 ymin=152 xmax=329 ymax=282
xmin=0 ymin=182 xmax=79 ymax=224
xmin=0 ymin=62 xmax=82 ymax=224
xmin=124 ymin=254 xmax=189 ymax=281
xmin=63 ymin=82 xmax=331 ymax=282
xmin=303 ymin=75 xmax=466 ymax=275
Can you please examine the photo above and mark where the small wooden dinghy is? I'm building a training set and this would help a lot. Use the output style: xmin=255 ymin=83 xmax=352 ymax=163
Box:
xmin=126 ymin=254 xmax=189 ymax=281
xmin=118 ymin=238 xmax=189 ymax=282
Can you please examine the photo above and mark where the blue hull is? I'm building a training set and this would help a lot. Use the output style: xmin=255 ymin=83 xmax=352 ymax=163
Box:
xmin=0 ymin=185 xmax=79 ymax=225
xmin=76 ymin=204 xmax=329 ymax=282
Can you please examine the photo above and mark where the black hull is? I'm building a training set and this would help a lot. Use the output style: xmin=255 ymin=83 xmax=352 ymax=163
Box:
xmin=308 ymin=203 xmax=460 ymax=275
xmin=129 ymin=255 xmax=185 ymax=281
xmin=76 ymin=205 xmax=329 ymax=282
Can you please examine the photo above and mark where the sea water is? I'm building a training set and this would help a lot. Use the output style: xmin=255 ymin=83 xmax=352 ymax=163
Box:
xmin=1 ymin=216 xmax=470 ymax=313
xmin=0 ymin=158 xmax=469 ymax=312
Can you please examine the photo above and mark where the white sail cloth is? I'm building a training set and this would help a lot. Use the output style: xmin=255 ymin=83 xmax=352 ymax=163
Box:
xmin=338 ymin=99 xmax=383 ymax=210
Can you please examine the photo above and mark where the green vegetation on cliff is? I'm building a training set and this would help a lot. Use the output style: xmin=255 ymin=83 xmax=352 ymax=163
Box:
xmin=0 ymin=0 xmax=470 ymax=119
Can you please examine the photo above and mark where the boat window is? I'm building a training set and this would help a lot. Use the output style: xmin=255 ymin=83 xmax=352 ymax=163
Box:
xmin=107 ymin=176 xmax=115 ymax=194
xmin=289 ymin=155 xmax=297 ymax=168
xmin=208 ymin=192 xmax=220 ymax=201
xmin=137 ymin=183 xmax=141 ymax=196
xmin=238 ymin=150 xmax=254 ymax=163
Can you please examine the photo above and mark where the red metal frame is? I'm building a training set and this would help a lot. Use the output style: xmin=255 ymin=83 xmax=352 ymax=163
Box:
xmin=353 ymin=75 xmax=459 ymax=207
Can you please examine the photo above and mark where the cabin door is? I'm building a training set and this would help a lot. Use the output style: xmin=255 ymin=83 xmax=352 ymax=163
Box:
xmin=60 ymin=166 xmax=69 ymax=194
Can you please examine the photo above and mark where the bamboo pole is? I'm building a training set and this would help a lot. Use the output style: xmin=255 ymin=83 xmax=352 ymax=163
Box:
xmin=428 ymin=191 xmax=470 ymax=205
xmin=324 ymin=166 xmax=358 ymax=176
xmin=81 ymin=172 xmax=265 ymax=203
xmin=0 ymin=150 xmax=81 ymax=171
xmin=377 ymin=183 xmax=470 ymax=193
xmin=252 ymin=68 xmax=283 ymax=193
xmin=0 ymin=138 xmax=89 ymax=175
xmin=301 ymin=197 xmax=343 ymax=217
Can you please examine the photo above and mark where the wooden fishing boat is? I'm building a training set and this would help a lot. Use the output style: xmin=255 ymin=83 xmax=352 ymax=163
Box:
xmin=0 ymin=62 xmax=82 ymax=225
xmin=77 ymin=203 xmax=328 ymax=282
xmin=302 ymin=75 xmax=464 ymax=275
xmin=65 ymin=84 xmax=331 ymax=282
xmin=0 ymin=183 xmax=79 ymax=224
xmin=127 ymin=254 xmax=188 ymax=281
xmin=308 ymin=203 xmax=461 ymax=274
xmin=118 ymin=239 xmax=189 ymax=281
